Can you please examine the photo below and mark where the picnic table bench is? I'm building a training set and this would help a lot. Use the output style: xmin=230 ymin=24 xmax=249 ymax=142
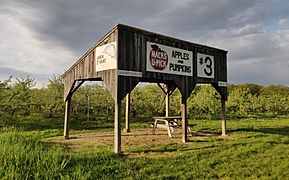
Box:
xmin=151 ymin=116 xmax=196 ymax=138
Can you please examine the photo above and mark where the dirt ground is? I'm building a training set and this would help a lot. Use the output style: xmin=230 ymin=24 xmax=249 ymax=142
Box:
xmin=47 ymin=127 xmax=227 ymax=154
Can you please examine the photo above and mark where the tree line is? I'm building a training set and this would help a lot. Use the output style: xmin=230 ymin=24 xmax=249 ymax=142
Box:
xmin=1 ymin=76 xmax=289 ymax=121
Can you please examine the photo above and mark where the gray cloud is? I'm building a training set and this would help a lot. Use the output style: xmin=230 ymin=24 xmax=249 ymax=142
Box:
xmin=2 ymin=0 xmax=176 ymax=55
xmin=1 ymin=0 xmax=289 ymax=86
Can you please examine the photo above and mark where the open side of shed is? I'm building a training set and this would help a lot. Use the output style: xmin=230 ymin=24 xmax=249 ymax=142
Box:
xmin=61 ymin=24 xmax=228 ymax=154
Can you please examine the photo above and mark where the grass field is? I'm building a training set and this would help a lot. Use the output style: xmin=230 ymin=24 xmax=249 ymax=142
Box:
xmin=0 ymin=116 xmax=289 ymax=179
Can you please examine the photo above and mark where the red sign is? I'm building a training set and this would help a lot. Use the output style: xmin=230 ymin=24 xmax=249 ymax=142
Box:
xmin=149 ymin=45 xmax=168 ymax=70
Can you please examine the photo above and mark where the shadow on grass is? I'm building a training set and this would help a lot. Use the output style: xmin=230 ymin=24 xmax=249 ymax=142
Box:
xmin=192 ymin=130 xmax=221 ymax=136
xmin=228 ymin=126 xmax=289 ymax=136
xmin=3 ymin=116 xmax=154 ymax=132
xmin=2 ymin=116 xmax=115 ymax=132
xmin=129 ymin=144 xmax=216 ymax=154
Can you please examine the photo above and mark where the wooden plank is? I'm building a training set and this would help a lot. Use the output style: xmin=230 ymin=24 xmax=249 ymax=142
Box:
xmin=125 ymin=93 xmax=130 ymax=133
xmin=152 ymin=116 xmax=182 ymax=120
xmin=181 ymin=95 xmax=188 ymax=143
xmin=114 ymin=99 xmax=121 ymax=154
xmin=99 ymin=69 xmax=118 ymax=101
xmin=165 ymin=90 xmax=169 ymax=117
xmin=61 ymin=28 xmax=118 ymax=101
xmin=64 ymin=97 xmax=71 ymax=139
xmin=156 ymin=83 xmax=170 ymax=117
xmin=62 ymin=24 xmax=227 ymax=102
xmin=70 ymin=80 xmax=85 ymax=95
xmin=221 ymin=98 xmax=227 ymax=136
xmin=61 ymin=26 xmax=118 ymax=78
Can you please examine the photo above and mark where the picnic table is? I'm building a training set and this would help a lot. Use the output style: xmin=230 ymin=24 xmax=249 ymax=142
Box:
xmin=151 ymin=116 xmax=196 ymax=138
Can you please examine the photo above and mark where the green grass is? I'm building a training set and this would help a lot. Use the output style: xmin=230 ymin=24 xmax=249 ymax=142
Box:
xmin=0 ymin=116 xmax=289 ymax=179
xmin=0 ymin=130 xmax=68 ymax=179
xmin=0 ymin=129 xmax=125 ymax=179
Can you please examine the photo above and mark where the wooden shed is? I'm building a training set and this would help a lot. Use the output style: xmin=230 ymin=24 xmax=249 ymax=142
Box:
xmin=61 ymin=24 xmax=228 ymax=154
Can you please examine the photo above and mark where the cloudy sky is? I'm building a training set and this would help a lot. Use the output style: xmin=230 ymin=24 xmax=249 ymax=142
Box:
xmin=1 ymin=0 xmax=289 ymax=86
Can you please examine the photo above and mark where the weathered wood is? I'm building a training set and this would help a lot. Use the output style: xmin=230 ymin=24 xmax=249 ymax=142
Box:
xmin=156 ymin=83 xmax=170 ymax=117
xmin=71 ymin=80 xmax=85 ymax=95
xmin=64 ymin=97 xmax=71 ymax=139
xmin=125 ymin=93 xmax=130 ymax=133
xmin=117 ymin=25 xmax=227 ymax=101
xmin=60 ymin=24 xmax=228 ymax=154
xmin=156 ymin=83 xmax=176 ymax=117
xmin=181 ymin=95 xmax=188 ymax=143
xmin=221 ymin=98 xmax=227 ymax=136
xmin=61 ymin=28 xmax=118 ymax=101
xmin=165 ymin=90 xmax=169 ymax=117
xmin=62 ymin=24 xmax=227 ymax=102
xmin=114 ymin=99 xmax=122 ymax=154
xmin=157 ymin=83 xmax=166 ymax=94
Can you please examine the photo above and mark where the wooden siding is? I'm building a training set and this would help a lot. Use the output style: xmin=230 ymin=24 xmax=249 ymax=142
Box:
xmin=117 ymin=24 xmax=227 ymax=100
xmin=61 ymin=28 xmax=118 ymax=100
xmin=61 ymin=24 xmax=227 ymax=101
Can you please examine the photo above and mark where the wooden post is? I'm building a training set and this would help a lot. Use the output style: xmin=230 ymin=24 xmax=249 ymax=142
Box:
xmin=157 ymin=83 xmax=170 ymax=117
xmin=87 ymin=95 xmax=90 ymax=122
xmin=221 ymin=98 xmax=227 ymax=136
xmin=165 ymin=89 xmax=169 ymax=117
xmin=125 ymin=93 xmax=130 ymax=132
xmin=64 ymin=96 xmax=71 ymax=139
xmin=114 ymin=99 xmax=122 ymax=154
xmin=181 ymin=95 xmax=188 ymax=143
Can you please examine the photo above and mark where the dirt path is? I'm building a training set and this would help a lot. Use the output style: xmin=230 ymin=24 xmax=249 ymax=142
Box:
xmin=47 ymin=128 xmax=224 ymax=154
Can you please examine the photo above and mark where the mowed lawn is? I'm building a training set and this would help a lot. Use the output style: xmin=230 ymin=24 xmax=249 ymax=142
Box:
xmin=0 ymin=117 xmax=289 ymax=179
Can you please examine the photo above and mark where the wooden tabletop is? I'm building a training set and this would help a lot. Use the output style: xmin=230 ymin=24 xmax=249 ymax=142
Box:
xmin=152 ymin=116 xmax=182 ymax=120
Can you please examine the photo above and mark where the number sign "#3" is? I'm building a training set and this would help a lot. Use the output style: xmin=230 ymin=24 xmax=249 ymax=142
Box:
xmin=197 ymin=53 xmax=215 ymax=79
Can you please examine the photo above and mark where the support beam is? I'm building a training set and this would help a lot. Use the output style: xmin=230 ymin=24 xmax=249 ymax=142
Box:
xmin=71 ymin=80 xmax=85 ymax=95
xmin=221 ymin=98 xmax=227 ymax=136
xmin=157 ymin=83 xmax=166 ymax=94
xmin=165 ymin=88 xmax=169 ymax=117
xmin=64 ymin=80 xmax=85 ymax=101
xmin=114 ymin=100 xmax=122 ymax=154
xmin=87 ymin=96 xmax=90 ymax=122
xmin=125 ymin=93 xmax=131 ymax=132
xmin=157 ymin=83 xmax=176 ymax=117
xmin=64 ymin=96 xmax=71 ymax=139
xmin=181 ymin=95 xmax=188 ymax=143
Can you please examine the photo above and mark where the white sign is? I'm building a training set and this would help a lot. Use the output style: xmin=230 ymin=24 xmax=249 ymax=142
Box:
xmin=95 ymin=42 xmax=117 ymax=72
xmin=118 ymin=70 xmax=142 ymax=77
xmin=218 ymin=81 xmax=227 ymax=87
xmin=197 ymin=53 xmax=214 ymax=78
xmin=146 ymin=42 xmax=193 ymax=76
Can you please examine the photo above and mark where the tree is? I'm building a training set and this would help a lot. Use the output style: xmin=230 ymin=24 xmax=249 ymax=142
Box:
xmin=227 ymin=84 xmax=261 ymax=116
xmin=0 ymin=77 xmax=12 ymax=116
xmin=71 ymin=83 xmax=114 ymax=120
xmin=33 ymin=76 xmax=64 ymax=118
xmin=131 ymin=84 xmax=165 ymax=117
xmin=188 ymin=85 xmax=221 ymax=119
xmin=8 ymin=77 xmax=36 ymax=116
xmin=260 ymin=85 xmax=289 ymax=115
